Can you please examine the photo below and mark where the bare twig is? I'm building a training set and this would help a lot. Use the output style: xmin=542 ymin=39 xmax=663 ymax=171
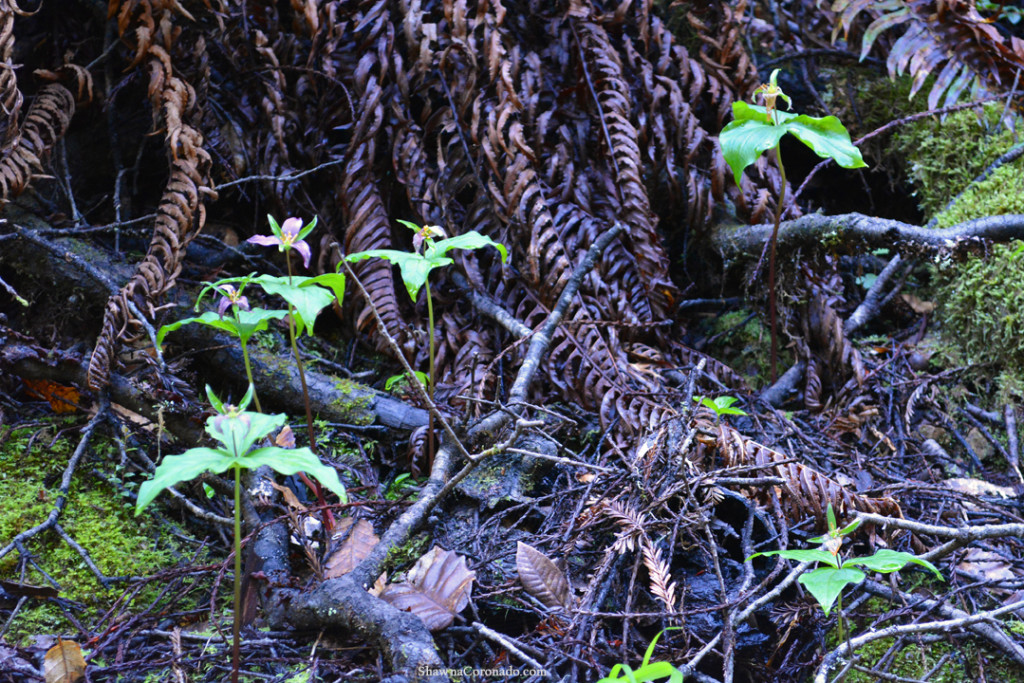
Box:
xmin=472 ymin=622 xmax=552 ymax=679
xmin=844 ymin=254 xmax=905 ymax=336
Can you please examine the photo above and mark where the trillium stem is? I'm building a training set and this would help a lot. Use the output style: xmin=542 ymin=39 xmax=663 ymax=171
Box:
xmin=426 ymin=279 xmax=436 ymax=402
xmin=425 ymin=278 xmax=436 ymax=464
xmin=238 ymin=337 xmax=262 ymax=413
xmin=285 ymin=256 xmax=316 ymax=452
xmin=768 ymin=141 xmax=788 ymax=383
xmin=285 ymin=254 xmax=334 ymax=531
xmin=232 ymin=464 xmax=241 ymax=683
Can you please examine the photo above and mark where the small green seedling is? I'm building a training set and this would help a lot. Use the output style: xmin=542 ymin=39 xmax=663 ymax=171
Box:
xmin=595 ymin=628 xmax=684 ymax=683
xmin=693 ymin=395 xmax=748 ymax=419
xmin=748 ymin=505 xmax=942 ymax=622
xmin=384 ymin=472 xmax=422 ymax=501
xmin=385 ymin=371 xmax=430 ymax=394
xmin=135 ymin=384 xmax=346 ymax=683
xmin=719 ymin=69 xmax=866 ymax=382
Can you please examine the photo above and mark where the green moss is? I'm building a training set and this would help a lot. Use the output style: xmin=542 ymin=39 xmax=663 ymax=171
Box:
xmin=933 ymin=163 xmax=1024 ymax=228
xmin=829 ymin=632 xmax=1024 ymax=683
xmin=933 ymin=241 xmax=1024 ymax=403
xmin=0 ymin=423 xmax=185 ymax=644
xmin=330 ymin=378 xmax=374 ymax=426
xmin=891 ymin=103 xmax=1017 ymax=220
xmin=385 ymin=532 xmax=431 ymax=572
xmin=822 ymin=67 xmax=920 ymax=139
xmin=827 ymin=588 xmax=1024 ymax=683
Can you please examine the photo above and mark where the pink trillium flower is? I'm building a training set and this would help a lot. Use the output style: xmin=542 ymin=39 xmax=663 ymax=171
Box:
xmin=247 ymin=216 xmax=313 ymax=269
xmin=216 ymin=284 xmax=250 ymax=318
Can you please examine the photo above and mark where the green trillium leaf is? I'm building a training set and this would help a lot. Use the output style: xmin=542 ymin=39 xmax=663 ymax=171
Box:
xmin=252 ymin=275 xmax=336 ymax=337
xmin=429 ymin=231 xmax=509 ymax=263
xmin=798 ymin=567 xmax=866 ymax=616
xmin=244 ymin=446 xmax=347 ymax=503
xmin=346 ymin=249 xmax=449 ymax=301
xmin=747 ymin=548 xmax=841 ymax=569
xmin=135 ymin=447 xmax=239 ymax=515
xmin=720 ymin=114 xmax=787 ymax=187
xmin=720 ymin=102 xmax=866 ymax=187
xmin=157 ymin=308 xmax=288 ymax=347
xmin=844 ymin=549 xmax=943 ymax=579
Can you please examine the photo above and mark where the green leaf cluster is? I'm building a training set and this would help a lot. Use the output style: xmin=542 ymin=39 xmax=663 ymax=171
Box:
xmin=346 ymin=222 xmax=508 ymax=301
xmin=748 ymin=505 xmax=941 ymax=616
xmin=720 ymin=101 xmax=867 ymax=186
xmin=135 ymin=386 xmax=346 ymax=515
xmin=693 ymin=395 xmax=747 ymax=418
xmin=595 ymin=629 xmax=684 ymax=683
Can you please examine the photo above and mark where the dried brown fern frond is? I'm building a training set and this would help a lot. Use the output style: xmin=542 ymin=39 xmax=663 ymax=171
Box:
xmin=88 ymin=14 xmax=215 ymax=389
xmin=0 ymin=1 xmax=23 ymax=150
xmin=590 ymin=498 xmax=648 ymax=554
xmin=697 ymin=420 xmax=902 ymax=524
xmin=576 ymin=19 xmax=676 ymax=320
xmin=831 ymin=0 xmax=1024 ymax=109
xmin=798 ymin=260 xmax=864 ymax=412
xmin=0 ymin=82 xmax=75 ymax=199
xmin=640 ymin=537 xmax=677 ymax=612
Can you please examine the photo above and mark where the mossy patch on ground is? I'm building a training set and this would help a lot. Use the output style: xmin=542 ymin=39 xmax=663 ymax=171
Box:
xmin=0 ymin=421 xmax=187 ymax=644
xmin=826 ymin=590 xmax=1024 ymax=683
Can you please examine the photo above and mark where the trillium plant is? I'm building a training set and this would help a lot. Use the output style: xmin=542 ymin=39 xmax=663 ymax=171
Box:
xmin=135 ymin=384 xmax=347 ymax=683
xmin=719 ymin=69 xmax=867 ymax=381
xmin=159 ymin=215 xmax=345 ymax=530
xmin=245 ymin=216 xmax=345 ymax=490
xmin=345 ymin=220 xmax=508 ymax=400
xmin=748 ymin=504 xmax=941 ymax=641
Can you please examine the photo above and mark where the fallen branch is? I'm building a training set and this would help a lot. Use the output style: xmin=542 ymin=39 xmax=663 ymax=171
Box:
xmin=2 ymin=218 xmax=428 ymax=433
xmin=854 ymin=511 xmax=1024 ymax=563
xmin=714 ymin=212 xmax=1024 ymax=260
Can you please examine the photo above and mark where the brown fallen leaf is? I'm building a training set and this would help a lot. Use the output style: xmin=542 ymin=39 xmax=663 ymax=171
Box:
xmin=946 ymin=478 xmax=1016 ymax=499
xmin=324 ymin=518 xmax=379 ymax=579
xmin=274 ymin=424 xmax=296 ymax=448
xmin=22 ymin=379 xmax=80 ymax=414
xmin=516 ymin=541 xmax=572 ymax=610
xmin=44 ymin=639 xmax=85 ymax=683
xmin=269 ymin=481 xmax=307 ymax=512
xmin=379 ymin=547 xmax=475 ymax=631
xmin=957 ymin=548 xmax=1016 ymax=583
xmin=901 ymin=293 xmax=936 ymax=315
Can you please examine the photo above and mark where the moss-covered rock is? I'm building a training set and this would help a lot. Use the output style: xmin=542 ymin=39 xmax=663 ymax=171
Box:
xmin=891 ymin=103 xmax=1020 ymax=221
xmin=933 ymin=241 xmax=1024 ymax=401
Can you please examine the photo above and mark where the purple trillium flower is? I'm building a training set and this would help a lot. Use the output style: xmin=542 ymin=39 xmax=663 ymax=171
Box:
xmin=247 ymin=216 xmax=313 ymax=269
xmin=215 ymin=284 xmax=250 ymax=318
